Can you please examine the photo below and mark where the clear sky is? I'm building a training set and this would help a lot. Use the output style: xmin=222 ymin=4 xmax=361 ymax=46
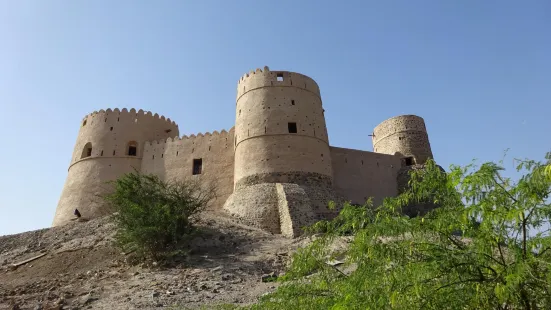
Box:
xmin=0 ymin=1 xmax=549 ymax=236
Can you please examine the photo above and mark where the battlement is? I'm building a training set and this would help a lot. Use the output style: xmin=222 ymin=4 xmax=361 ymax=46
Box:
xmin=82 ymin=108 xmax=178 ymax=128
xmin=236 ymin=66 xmax=321 ymax=100
xmin=144 ymin=127 xmax=235 ymax=147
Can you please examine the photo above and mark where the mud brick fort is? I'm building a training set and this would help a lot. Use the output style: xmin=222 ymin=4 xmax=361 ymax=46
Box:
xmin=53 ymin=66 xmax=436 ymax=237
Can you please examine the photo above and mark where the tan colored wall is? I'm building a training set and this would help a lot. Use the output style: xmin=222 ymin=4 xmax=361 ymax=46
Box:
xmin=234 ymin=67 xmax=332 ymax=186
xmin=330 ymin=147 xmax=402 ymax=207
xmin=53 ymin=108 xmax=179 ymax=226
xmin=372 ymin=115 xmax=433 ymax=165
xmin=140 ymin=128 xmax=235 ymax=210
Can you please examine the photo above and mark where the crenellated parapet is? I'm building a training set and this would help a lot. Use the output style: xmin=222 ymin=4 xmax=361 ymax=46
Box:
xmin=236 ymin=66 xmax=321 ymax=101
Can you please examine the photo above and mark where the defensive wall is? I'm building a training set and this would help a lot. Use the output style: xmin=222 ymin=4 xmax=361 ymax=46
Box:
xmin=53 ymin=66 xmax=437 ymax=237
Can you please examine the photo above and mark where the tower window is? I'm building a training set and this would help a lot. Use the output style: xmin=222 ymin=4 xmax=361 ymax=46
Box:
xmin=277 ymin=73 xmax=284 ymax=81
xmin=82 ymin=120 xmax=87 ymax=126
xmin=288 ymin=122 xmax=297 ymax=133
xmin=405 ymin=157 xmax=414 ymax=166
xmin=81 ymin=142 xmax=92 ymax=158
xmin=192 ymin=158 xmax=203 ymax=175
xmin=127 ymin=141 xmax=138 ymax=156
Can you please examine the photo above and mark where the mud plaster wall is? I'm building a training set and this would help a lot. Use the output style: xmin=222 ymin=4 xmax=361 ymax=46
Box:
xmin=276 ymin=183 xmax=320 ymax=238
xmin=140 ymin=128 xmax=235 ymax=210
xmin=234 ymin=68 xmax=332 ymax=186
xmin=330 ymin=147 xmax=402 ymax=207
xmin=53 ymin=109 xmax=178 ymax=226
xmin=372 ymin=115 xmax=433 ymax=164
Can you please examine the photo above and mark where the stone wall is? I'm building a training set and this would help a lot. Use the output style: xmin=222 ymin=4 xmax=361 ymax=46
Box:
xmin=234 ymin=67 xmax=332 ymax=187
xmin=141 ymin=128 xmax=235 ymax=211
xmin=330 ymin=147 xmax=402 ymax=207
xmin=372 ymin=115 xmax=433 ymax=165
xmin=276 ymin=183 xmax=318 ymax=238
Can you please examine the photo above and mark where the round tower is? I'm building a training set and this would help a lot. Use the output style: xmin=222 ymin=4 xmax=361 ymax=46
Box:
xmin=233 ymin=66 xmax=332 ymax=189
xmin=372 ymin=115 xmax=433 ymax=166
xmin=52 ymin=108 xmax=179 ymax=226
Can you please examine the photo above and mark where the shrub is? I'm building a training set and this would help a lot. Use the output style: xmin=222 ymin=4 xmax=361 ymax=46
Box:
xmin=105 ymin=171 xmax=216 ymax=260
xmin=249 ymin=153 xmax=551 ymax=309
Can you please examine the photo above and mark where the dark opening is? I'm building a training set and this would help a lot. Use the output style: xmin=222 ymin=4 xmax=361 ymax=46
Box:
xmin=110 ymin=127 xmax=113 ymax=131
xmin=288 ymin=122 xmax=297 ymax=133
xmin=81 ymin=142 xmax=92 ymax=158
xmin=277 ymin=73 xmax=284 ymax=81
xmin=193 ymin=158 xmax=203 ymax=175
xmin=127 ymin=141 xmax=138 ymax=156
xmin=291 ymin=100 xmax=295 ymax=105
xmin=82 ymin=120 xmax=87 ymax=126
xmin=165 ymin=129 xmax=172 ymax=133
xmin=405 ymin=157 xmax=414 ymax=166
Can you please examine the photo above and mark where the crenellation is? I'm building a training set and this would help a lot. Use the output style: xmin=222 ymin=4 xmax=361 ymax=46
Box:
xmin=54 ymin=66 xmax=438 ymax=238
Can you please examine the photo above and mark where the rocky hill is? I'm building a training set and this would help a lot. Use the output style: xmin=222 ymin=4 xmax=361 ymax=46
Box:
xmin=0 ymin=213 xmax=308 ymax=310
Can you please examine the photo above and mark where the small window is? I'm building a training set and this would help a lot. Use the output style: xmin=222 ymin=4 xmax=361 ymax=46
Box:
xmin=288 ymin=122 xmax=297 ymax=133
xmin=110 ymin=127 xmax=113 ymax=131
xmin=277 ymin=73 xmax=284 ymax=81
xmin=291 ymin=100 xmax=295 ymax=105
xmin=192 ymin=158 xmax=202 ymax=175
xmin=81 ymin=142 xmax=92 ymax=158
xmin=405 ymin=157 xmax=414 ymax=166
xmin=82 ymin=120 xmax=87 ymax=126
xmin=165 ymin=129 xmax=172 ymax=133
xmin=127 ymin=140 xmax=137 ymax=156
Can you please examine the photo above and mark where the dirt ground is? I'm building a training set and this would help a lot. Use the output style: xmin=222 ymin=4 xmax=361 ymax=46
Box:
xmin=0 ymin=212 xmax=310 ymax=310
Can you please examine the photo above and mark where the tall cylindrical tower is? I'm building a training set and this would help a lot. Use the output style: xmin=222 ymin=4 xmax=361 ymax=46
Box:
xmin=52 ymin=108 xmax=179 ymax=226
xmin=233 ymin=66 xmax=332 ymax=189
xmin=372 ymin=115 xmax=433 ymax=165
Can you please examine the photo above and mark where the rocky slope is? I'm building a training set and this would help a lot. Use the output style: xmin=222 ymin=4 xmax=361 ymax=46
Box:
xmin=0 ymin=213 xmax=307 ymax=310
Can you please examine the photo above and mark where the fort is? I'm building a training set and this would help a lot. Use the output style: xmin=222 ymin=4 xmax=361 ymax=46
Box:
xmin=53 ymin=66 xmax=435 ymax=237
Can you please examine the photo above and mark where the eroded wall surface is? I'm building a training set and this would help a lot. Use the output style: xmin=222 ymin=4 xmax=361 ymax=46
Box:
xmin=141 ymin=128 xmax=235 ymax=210
xmin=330 ymin=147 xmax=402 ymax=207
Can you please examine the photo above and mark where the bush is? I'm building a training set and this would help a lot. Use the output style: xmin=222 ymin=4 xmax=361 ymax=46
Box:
xmin=104 ymin=171 xmax=216 ymax=260
xmin=249 ymin=153 xmax=551 ymax=309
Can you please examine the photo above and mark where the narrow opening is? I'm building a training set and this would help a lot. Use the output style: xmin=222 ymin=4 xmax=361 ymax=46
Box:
xmin=82 ymin=120 xmax=87 ymax=127
xmin=405 ymin=157 xmax=415 ymax=166
xmin=192 ymin=158 xmax=203 ymax=175
xmin=100 ymin=150 xmax=103 ymax=156
xmin=81 ymin=142 xmax=92 ymax=158
xmin=361 ymin=160 xmax=364 ymax=165
xmin=104 ymin=118 xmax=107 ymax=122
xmin=176 ymin=151 xmax=179 ymax=156
xmin=161 ymin=154 xmax=164 ymax=158
xmin=209 ymin=146 xmax=211 ymax=151
xmin=239 ymin=109 xmax=241 ymax=115
xmin=113 ymin=150 xmax=116 ymax=156
xmin=117 ymin=117 xmax=119 ymax=122
xmin=110 ymin=127 xmax=113 ymax=131
xmin=291 ymin=100 xmax=295 ymax=105
xmin=264 ymin=126 xmax=267 ymax=133
xmin=153 ymin=155 xmax=155 ymax=159
xmin=276 ymin=73 xmax=284 ymax=81
xmin=165 ymin=129 xmax=172 ymax=133
xmin=288 ymin=122 xmax=297 ymax=133
xmin=127 ymin=141 xmax=137 ymax=156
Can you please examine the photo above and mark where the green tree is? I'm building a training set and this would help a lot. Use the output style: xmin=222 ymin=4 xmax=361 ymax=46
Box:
xmin=105 ymin=171 xmax=216 ymax=260
xmin=250 ymin=153 xmax=551 ymax=310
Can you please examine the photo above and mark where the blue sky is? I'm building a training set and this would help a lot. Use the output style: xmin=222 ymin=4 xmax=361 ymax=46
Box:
xmin=0 ymin=1 xmax=549 ymax=235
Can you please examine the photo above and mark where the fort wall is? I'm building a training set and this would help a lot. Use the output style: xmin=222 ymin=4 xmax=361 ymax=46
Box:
xmin=330 ymin=147 xmax=402 ymax=207
xmin=234 ymin=67 xmax=332 ymax=188
xmin=372 ymin=115 xmax=433 ymax=165
xmin=53 ymin=108 xmax=179 ymax=226
xmin=141 ymin=128 xmax=235 ymax=210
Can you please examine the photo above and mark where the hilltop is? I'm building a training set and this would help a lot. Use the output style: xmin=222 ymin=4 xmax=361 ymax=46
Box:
xmin=0 ymin=212 xmax=309 ymax=310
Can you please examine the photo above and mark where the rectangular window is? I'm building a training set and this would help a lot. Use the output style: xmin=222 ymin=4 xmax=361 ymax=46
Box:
xmin=405 ymin=157 xmax=414 ymax=166
xmin=86 ymin=148 xmax=92 ymax=157
xmin=128 ymin=146 xmax=137 ymax=156
xmin=288 ymin=122 xmax=297 ymax=133
xmin=192 ymin=158 xmax=203 ymax=175
xmin=277 ymin=73 xmax=284 ymax=82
